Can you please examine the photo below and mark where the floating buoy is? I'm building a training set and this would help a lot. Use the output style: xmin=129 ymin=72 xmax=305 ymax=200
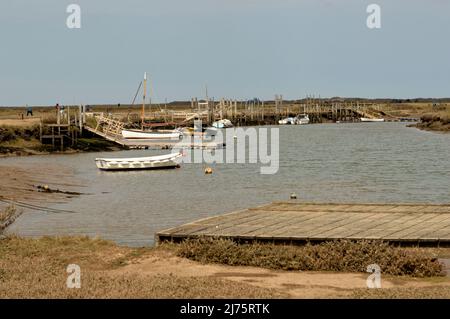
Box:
xmin=290 ymin=192 xmax=297 ymax=199
xmin=204 ymin=167 xmax=213 ymax=174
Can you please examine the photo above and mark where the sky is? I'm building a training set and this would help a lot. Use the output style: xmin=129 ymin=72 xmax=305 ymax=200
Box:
xmin=0 ymin=0 xmax=449 ymax=106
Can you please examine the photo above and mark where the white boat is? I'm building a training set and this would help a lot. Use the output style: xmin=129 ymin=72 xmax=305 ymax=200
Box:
xmin=278 ymin=114 xmax=309 ymax=125
xmin=278 ymin=117 xmax=296 ymax=125
xmin=95 ymin=152 xmax=183 ymax=171
xmin=360 ymin=118 xmax=385 ymax=122
xmin=295 ymin=114 xmax=310 ymax=125
xmin=212 ymin=119 xmax=233 ymax=128
xmin=122 ymin=129 xmax=182 ymax=140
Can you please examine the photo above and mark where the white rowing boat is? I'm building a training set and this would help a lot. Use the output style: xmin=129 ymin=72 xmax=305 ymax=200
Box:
xmin=360 ymin=118 xmax=385 ymax=122
xmin=95 ymin=152 xmax=183 ymax=171
xmin=122 ymin=129 xmax=182 ymax=140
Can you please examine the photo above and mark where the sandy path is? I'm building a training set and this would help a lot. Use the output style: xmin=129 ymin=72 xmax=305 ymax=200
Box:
xmin=113 ymin=250 xmax=450 ymax=298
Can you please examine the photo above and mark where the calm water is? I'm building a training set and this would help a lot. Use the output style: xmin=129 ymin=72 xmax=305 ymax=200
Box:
xmin=4 ymin=123 xmax=450 ymax=246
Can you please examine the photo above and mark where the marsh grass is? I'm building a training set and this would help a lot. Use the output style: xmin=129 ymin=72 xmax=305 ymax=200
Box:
xmin=353 ymin=286 xmax=450 ymax=299
xmin=169 ymin=238 xmax=444 ymax=277
xmin=0 ymin=205 xmax=21 ymax=233
xmin=0 ymin=236 xmax=282 ymax=298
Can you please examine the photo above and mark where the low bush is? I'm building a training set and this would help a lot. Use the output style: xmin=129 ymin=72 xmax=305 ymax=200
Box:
xmin=173 ymin=238 xmax=444 ymax=277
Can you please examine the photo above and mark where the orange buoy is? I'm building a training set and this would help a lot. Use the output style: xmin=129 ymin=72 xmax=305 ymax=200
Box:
xmin=204 ymin=167 xmax=213 ymax=174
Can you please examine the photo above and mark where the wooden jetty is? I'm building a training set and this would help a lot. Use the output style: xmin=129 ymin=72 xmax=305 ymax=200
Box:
xmin=156 ymin=202 xmax=450 ymax=246
xmin=84 ymin=114 xmax=224 ymax=150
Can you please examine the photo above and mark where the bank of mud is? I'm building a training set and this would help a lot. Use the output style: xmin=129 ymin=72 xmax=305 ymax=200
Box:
xmin=413 ymin=114 xmax=450 ymax=133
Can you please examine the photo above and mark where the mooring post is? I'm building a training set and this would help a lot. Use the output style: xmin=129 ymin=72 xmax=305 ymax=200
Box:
xmin=79 ymin=105 xmax=83 ymax=133
xmin=39 ymin=119 xmax=43 ymax=143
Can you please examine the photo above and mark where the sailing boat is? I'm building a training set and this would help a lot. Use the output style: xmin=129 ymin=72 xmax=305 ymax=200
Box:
xmin=121 ymin=72 xmax=182 ymax=140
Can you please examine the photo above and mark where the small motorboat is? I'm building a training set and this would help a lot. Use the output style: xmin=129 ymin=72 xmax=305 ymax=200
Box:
xmin=278 ymin=114 xmax=310 ymax=125
xmin=212 ymin=119 xmax=233 ymax=128
xmin=95 ymin=152 xmax=183 ymax=171
xmin=278 ymin=117 xmax=296 ymax=125
xmin=360 ymin=118 xmax=385 ymax=122
xmin=294 ymin=114 xmax=310 ymax=125
xmin=121 ymin=129 xmax=182 ymax=140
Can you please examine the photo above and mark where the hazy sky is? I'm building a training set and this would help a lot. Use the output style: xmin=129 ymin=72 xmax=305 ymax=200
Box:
xmin=0 ymin=0 xmax=449 ymax=106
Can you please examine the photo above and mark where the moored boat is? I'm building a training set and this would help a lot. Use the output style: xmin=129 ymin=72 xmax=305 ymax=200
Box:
xmin=121 ymin=129 xmax=182 ymax=140
xmin=295 ymin=114 xmax=310 ymax=125
xmin=278 ymin=114 xmax=309 ymax=125
xmin=95 ymin=152 xmax=183 ymax=171
xmin=212 ymin=119 xmax=233 ymax=128
xmin=360 ymin=117 xmax=385 ymax=122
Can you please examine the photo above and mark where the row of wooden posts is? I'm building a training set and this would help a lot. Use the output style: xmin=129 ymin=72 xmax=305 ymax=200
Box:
xmin=39 ymin=105 xmax=87 ymax=151
xmin=187 ymin=96 xmax=382 ymax=125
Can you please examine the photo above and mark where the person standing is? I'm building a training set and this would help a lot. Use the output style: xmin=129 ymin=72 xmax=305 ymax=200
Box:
xmin=26 ymin=105 xmax=33 ymax=116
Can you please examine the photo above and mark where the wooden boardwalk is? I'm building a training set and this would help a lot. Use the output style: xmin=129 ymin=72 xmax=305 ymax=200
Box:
xmin=156 ymin=202 xmax=450 ymax=246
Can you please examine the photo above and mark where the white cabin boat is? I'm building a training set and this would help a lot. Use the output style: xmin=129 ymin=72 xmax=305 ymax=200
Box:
xmin=278 ymin=114 xmax=310 ymax=125
xmin=295 ymin=114 xmax=310 ymax=125
xmin=212 ymin=119 xmax=233 ymax=128
xmin=360 ymin=118 xmax=385 ymax=122
xmin=278 ymin=117 xmax=296 ymax=125
xmin=122 ymin=129 xmax=182 ymax=140
xmin=95 ymin=152 xmax=183 ymax=171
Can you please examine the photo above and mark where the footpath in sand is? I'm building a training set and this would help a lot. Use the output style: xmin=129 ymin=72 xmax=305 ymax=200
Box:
xmin=112 ymin=250 xmax=450 ymax=298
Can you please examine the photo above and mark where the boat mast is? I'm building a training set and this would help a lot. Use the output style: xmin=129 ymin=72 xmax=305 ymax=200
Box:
xmin=142 ymin=72 xmax=147 ymax=130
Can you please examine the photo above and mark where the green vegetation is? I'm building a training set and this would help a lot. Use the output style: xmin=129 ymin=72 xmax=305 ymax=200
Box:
xmin=416 ymin=112 xmax=450 ymax=132
xmin=0 ymin=125 xmax=40 ymax=143
xmin=169 ymin=238 xmax=444 ymax=277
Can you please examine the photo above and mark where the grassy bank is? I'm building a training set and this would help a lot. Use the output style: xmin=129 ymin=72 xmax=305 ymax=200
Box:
xmin=0 ymin=236 xmax=282 ymax=298
xmin=1 ymin=236 xmax=449 ymax=298
xmin=414 ymin=112 xmax=450 ymax=132
xmin=0 ymin=125 xmax=120 ymax=156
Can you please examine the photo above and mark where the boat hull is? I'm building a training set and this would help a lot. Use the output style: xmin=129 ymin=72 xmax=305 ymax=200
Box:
xmin=212 ymin=119 xmax=233 ymax=128
xmin=279 ymin=115 xmax=309 ymax=125
xmin=122 ymin=129 xmax=182 ymax=140
xmin=360 ymin=118 xmax=385 ymax=122
xmin=95 ymin=153 xmax=182 ymax=171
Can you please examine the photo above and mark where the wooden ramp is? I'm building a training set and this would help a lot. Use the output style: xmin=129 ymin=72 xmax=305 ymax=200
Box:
xmin=84 ymin=125 xmax=223 ymax=150
xmin=156 ymin=202 xmax=450 ymax=246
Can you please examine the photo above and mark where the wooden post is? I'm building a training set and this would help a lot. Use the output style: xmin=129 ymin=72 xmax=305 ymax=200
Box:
xmin=262 ymin=101 xmax=265 ymax=121
xmin=142 ymin=72 xmax=147 ymax=130
xmin=52 ymin=126 xmax=55 ymax=148
xmin=39 ymin=119 xmax=43 ymax=143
